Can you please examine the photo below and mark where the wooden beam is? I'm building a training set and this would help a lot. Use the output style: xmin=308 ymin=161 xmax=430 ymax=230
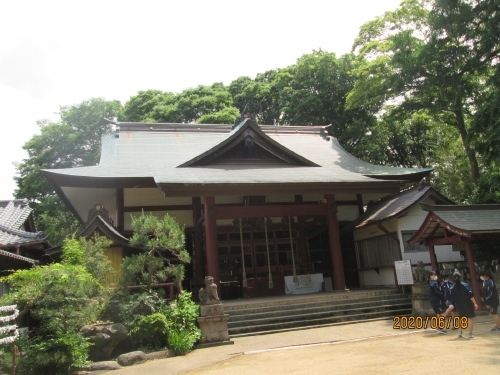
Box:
xmin=425 ymin=234 xmax=463 ymax=246
xmin=116 ymin=188 xmax=124 ymax=232
xmin=214 ymin=203 xmax=327 ymax=219
xmin=204 ymin=197 xmax=220 ymax=293
xmin=123 ymin=201 xmax=359 ymax=212
xmin=192 ymin=197 xmax=204 ymax=280
xmin=356 ymin=194 xmax=364 ymax=215
xmin=159 ymin=182 xmax=404 ymax=197
xmin=123 ymin=204 xmax=193 ymax=212
xmin=325 ymin=194 xmax=346 ymax=290
xmin=376 ymin=223 xmax=399 ymax=243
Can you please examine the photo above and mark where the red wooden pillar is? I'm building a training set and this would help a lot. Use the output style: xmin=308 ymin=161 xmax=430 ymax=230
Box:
xmin=192 ymin=197 xmax=204 ymax=280
xmin=429 ymin=244 xmax=438 ymax=272
xmin=204 ymin=197 xmax=220 ymax=291
xmin=464 ymin=239 xmax=481 ymax=307
xmin=325 ymin=194 xmax=346 ymax=290
xmin=116 ymin=188 xmax=124 ymax=232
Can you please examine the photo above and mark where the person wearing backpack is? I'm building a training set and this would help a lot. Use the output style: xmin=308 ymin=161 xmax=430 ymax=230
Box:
xmin=450 ymin=271 xmax=478 ymax=338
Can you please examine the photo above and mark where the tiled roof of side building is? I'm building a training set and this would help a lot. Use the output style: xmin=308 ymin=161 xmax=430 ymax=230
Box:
xmin=0 ymin=199 xmax=33 ymax=230
xmin=348 ymin=184 xmax=454 ymax=230
xmin=0 ymin=223 xmax=47 ymax=247
xmin=421 ymin=204 xmax=500 ymax=232
xmin=0 ymin=249 xmax=39 ymax=264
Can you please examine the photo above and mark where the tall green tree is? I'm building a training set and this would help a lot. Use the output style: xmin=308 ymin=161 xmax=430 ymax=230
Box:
xmin=127 ymin=212 xmax=190 ymax=289
xmin=14 ymin=98 xmax=122 ymax=244
xmin=276 ymin=51 xmax=378 ymax=156
xmin=122 ymin=84 xmax=238 ymax=124
xmin=228 ymin=51 xmax=378 ymax=158
xmin=348 ymin=0 xmax=500 ymax=188
xmin=122 ymin=89 xmax=177 ymax=122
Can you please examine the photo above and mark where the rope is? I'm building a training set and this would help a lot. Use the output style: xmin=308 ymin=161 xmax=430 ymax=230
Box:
xmin=288 ymin=217 xmax=298 ymax=283
xmin=264 ymin=218 xmax=273 ymax=289
xmin=239 ymin=218 xmax=248 ymax=288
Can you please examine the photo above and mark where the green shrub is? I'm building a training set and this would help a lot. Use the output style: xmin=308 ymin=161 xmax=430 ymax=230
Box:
xmin=100 ymin=290 xmax=165 ymax=328
xmin=167 ymin=330 xmax=197 ymax=355
xmin=61 ymin=235 xmax=114 ymax=285
xmin=162 ymin=291 xmax=201 ymax=353
xmin=0 ymin=264 xmax=103 ymax=333
xmin=162 ymin=292 xmax=200 ymax=336
xmin=16 ymin=331 xmax=90 ymax=375
xmin=0 ymin=344 xmax=15 ymax=375
xmin=129 ymin=313 xmax=169 ymax=350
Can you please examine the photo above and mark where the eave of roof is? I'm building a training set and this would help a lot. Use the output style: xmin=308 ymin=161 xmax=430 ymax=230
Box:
xmin=79 ymin=215 xmax=130 ymax=247
xmin=0 ymin=249 xmax=39 ymax=264
xmin=0 ymin=223 xmax=48 ymax=247
xmin=344 ymin=185 xmax=453 ymax=231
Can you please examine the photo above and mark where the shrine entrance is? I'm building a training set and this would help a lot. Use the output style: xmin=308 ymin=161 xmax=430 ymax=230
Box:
xmin=217 ymin=226 xmax=301 ymax=299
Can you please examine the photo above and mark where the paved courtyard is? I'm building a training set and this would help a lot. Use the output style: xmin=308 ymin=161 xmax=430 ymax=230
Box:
xmin=100 ymin=315 xmax=500 ymax=375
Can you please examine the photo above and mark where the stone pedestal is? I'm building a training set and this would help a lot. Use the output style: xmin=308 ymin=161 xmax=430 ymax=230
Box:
xmin=411 ymin=283 xmax=434 ymax=316
xmin=197 ymin=303 xmax=233 ymax=347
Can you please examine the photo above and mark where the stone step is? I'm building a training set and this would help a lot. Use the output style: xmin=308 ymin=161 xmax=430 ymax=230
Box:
xmin=223 ymin=289 xmax=405 ymax=313
xmin=228 ymin=307 xmax=412 ymax=336
xmin=227 ymin=297 xmax=411 ymax=323
xmin=222 ymin=289 xmax=411 ymax=336
xmin=229 ymin=315 xmax=399 ymax=338
xmin=227 ymin=302 xmax=411 ymax=329
xmin=225 ymin=294 xmax=408 ymax=317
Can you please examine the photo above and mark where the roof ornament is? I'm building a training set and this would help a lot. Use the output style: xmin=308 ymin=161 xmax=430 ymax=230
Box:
xmin=232 ymin=103 xmax=257 ymax=129
xmin=87 ymin=204 xmax=114 ymax=226
xmin=417 ymin=177 xmax=429 ymax=191
xmin=320 ymin=125 xmax=332 ymax=141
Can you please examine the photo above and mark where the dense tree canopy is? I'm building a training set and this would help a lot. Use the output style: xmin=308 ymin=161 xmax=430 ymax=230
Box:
xmin=14 ymin=98 xmax=122 ymax=244
xmin=347 ymin=0 xmax=500 ymax=201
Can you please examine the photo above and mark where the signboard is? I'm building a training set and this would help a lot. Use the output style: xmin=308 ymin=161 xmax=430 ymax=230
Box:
xmin=394 ymin=260 xmax=414 ymax=285
xmin=284 ymin=273 xmax=324 ymax=295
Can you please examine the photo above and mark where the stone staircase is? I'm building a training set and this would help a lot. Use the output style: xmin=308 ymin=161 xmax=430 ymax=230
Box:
xmin=223 ymin=289 xmax=411 ymax=337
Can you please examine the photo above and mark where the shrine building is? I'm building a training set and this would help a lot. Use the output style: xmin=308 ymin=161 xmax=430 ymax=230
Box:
xmin=42 ymin=114 xmax=431 ymax=299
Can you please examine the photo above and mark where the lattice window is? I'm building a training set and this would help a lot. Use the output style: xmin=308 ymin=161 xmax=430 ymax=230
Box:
xmin=402 ymin=231 xmax=429 ymax=252
xmin=355 ymin=233 xmax=401 ymax=268
xmin=218 ymin=141 xmax=282 ymax=162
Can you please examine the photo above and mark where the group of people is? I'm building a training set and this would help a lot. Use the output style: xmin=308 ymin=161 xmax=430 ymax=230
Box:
xmin=428 ymin=269 xmax=500 ymax=338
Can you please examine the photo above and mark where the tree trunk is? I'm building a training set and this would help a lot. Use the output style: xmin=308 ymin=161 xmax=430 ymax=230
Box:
xmin=454 ymin=108 xmax=480 ymax=185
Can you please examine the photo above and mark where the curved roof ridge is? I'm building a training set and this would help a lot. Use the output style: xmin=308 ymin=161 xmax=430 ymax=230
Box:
xmin=178 ymin=118 xmax=319 ymax=168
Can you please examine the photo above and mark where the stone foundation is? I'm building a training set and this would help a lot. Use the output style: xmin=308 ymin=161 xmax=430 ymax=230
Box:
xmin=197 ymin=303 xmax=233 ymax=347
xmin=411 ymin=283 xmax=434 ymax=316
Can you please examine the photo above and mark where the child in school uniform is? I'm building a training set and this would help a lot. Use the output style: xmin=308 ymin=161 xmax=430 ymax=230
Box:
xmin=428 ymin=271 xmax=447 ymax=334
xmin=451 ymin=271 xmax=478 ymax=338
xmin=479 ymin=270 xmax=500 ymax=332
xmin=440 ymin=274 xmax=455 ymax=321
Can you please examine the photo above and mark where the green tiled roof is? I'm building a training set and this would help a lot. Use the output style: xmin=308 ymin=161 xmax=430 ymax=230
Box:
xmin=43 ymin=122 xmax=431 ymax=186
xmin=423 ymin=204 xmax=500 ymax=232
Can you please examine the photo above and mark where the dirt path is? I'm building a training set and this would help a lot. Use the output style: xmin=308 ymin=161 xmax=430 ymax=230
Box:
xmin=100 ymin=317 xmax=500 ymax=375
xmin=185 ymin=324 xmax=500 ymax=375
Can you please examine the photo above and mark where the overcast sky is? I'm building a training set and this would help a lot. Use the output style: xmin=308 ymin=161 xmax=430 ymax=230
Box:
xmin=0 ymin=0 xmax=402 ymax=200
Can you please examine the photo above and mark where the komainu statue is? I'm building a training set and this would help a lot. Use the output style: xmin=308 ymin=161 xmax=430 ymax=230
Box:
xmin=199 ymin=276 xmax=220 ymax=305
xmin=415 ymin=261 xmax=429 ymax=283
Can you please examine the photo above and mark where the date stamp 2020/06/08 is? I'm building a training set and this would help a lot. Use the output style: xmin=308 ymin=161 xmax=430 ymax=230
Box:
xmin=393 ymin=316 xmax=469 ymax=330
